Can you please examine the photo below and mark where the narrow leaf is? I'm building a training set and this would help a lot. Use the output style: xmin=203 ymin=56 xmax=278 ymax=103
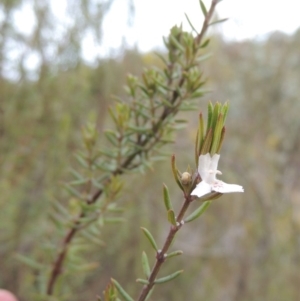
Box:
xmin=111 ymin=279 xmax=134 ymax=301
xmin=167 ymin=209 xmax=177 ymax=226
xmin=51 ymin=200 xmax=69 ymax=217
xmin=216 ymin=127 xmax=225 ymax=154
xmin=199 ymin=0 xmax=207 ymax=16
xmin=141 ymin=227 xmax=158 ymax=252
xmin=104 ymin=130 xmax=119 ymax=146
xmin=200 ymin=38 xmax=210 ymax=48
xmin=69 ymin=178 xmax=89 ymax=186
xmin=210 ymin=114 xmax=224 ymax=155
xmin=209 ymin=18 xmax=229 ymax=26
xmin=195 ymin=112 xmax=205 ymax=164
xmin=200 ymin=127 xmax=213 ymax=155
xmin=136 ymin=278 xmax=149 ymax=285
xmin=104 ymin=217 xmax=126 ymax=223
xmin=195 ymin=53 xmax=212 ymax=63
xmin=141 ymin=251 xmax=151 ymax=278
xmin=166 ymin=250 xmax=183 ymax=259
xmin=154 ymin=51 xmax=168 ymax=66
xmin=206 ymin=102 xmax=214 ymax=132
xmin=80 ymin=229 xmax=105 ymax=246
xmin=184 ymin=201 xmax=211 ymax=223
xmin=69 ymin=168 xmax=85 ymax=180
xmin=64 ymin=184 xmax=83 ymax=199
xmin=169 ymin=34 xmax=185 ymax=52
xmin=211 ymin=102 xmax=221 ymax=131
xmin=154 ymin=270 xmax=183 ymax=284
xmin=184 ymin=13 xmax=199 ymax=34
xmin=221 ymin=101 xmax=229 ymax=123
xmin=163 ymin=184 xmax=173 ymax=211
xmin=74 ymin=153 xmax=89 ymax=168
xmin=171 ymin=155 xmax=184 ymax=191
xmin=15 ymin=254 xmax=43 ymax=270
xmin=48 ymin=211 xmax=64 ymax=229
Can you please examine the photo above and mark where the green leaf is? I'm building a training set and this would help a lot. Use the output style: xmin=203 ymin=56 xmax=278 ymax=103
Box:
xmin=108 ymin=107 xmax=119 ymax=126
xmin=51 ymin=199 xmax=69 ymax=217
xmin=167 ymin=209 xmax=177 ymax=226
xmin=104 ymin=217 xmax=126 ymax=223
xmin=195 ymin=53 xmax=212 ymax=63
xmin=171 ymin=155 xmax=184 ymax=191
xmin=48 ymin=211 xmax=64 ymax=230
xmin=200 ymin=38 xmax=210 ymax=48
xmin=209 ymin=18 xmax=229 ymax=26
xmin=127 ymin=125 xmax=150 ymax=134
xmin=161 ymin=98 xmax=175 ymax=108
xmin=199 ymin=0 xmax=207 ymax=16
xmin=141 ymin=251 xmax=151 ymax=277
xmin=154 ymin=51 xmax=168 ymax=66
xmin=15 ymin=254 xmax=43 ymax=270
xmin=80 ymin=229 xmax=105 ymax=246
xmin=136 ymin=278 xmax=149 ymax=285
xmin=64 ymin=184 xmax=83 ymax=199
xmin=163 ymin=184 xmax=173 ymax=211
xmin=104 ymin=130 xmax=119 ymax=147
xmin=154 ymin=270 xmax=183 ymax=284
xmin=169 ymin=34 xmax=185 ymax=53
xmin=111 ymin=279 xmax=134 ymax=301
xmin=166 ymin=250 xmax=183 ymax=259
xmin=68 ymin=262 xmax=99 ymax=272
xmin=141 ymin=227 xmax=158 ymax=252
xmin=184 ymin=201 xmax=211 ymax=223
xmin=211 ymin=102 xmax=221 ymax=131
xmin=184 ymin=13 xmax=199 ymax=34
xmin=210 ymin=113 xmax=224 ymax=155
xmin=98 ymin=149 xmax=118 ymax=159
xmin=69 ymin=168 xmax=85 ymax=180
xmin=221 ymin=101 xmax=229 ymax=123
xmin=74 ymin=153 xmax=88 ymax=168
xmin=195 ymin=112 xmax=205 ymax=163
xmin=200 ymin=127 xmax=213 ymax=154
xmin=206 ymin=102 xmax=214 ymax=132
xmin=69 ymin=178 xmax=90 ymax=186
xmin=216 ymin=127 xmax=225 ymax=154
xmin=107 ymin=204 xmax=125 ymax=213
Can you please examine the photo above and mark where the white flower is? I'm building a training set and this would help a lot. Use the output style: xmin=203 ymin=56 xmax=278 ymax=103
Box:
xmin=191 ymin=153 xmax=244 ymax=198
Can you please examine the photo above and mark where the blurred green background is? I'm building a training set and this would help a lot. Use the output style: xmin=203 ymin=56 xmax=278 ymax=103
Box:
xmin=1 ymin=1 xmax=300 ymax=300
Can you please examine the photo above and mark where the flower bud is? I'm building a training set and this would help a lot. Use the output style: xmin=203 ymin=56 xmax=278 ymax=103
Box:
xmin=181 ymin=172 xmax=192 ymax=185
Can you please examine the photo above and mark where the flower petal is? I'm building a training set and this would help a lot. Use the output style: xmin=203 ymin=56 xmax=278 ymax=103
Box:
xmin=210 ymin=154 xmax=220 ymax=171
xmin=198 ymin=153 xmax=212 ymax=180
xmin=191 ymin=181 xmax=212 ymax=197
xmin=206 ymin=154 xmax=220 ymax=183
xmin=212 ymin=180 xmax=244 ymax=194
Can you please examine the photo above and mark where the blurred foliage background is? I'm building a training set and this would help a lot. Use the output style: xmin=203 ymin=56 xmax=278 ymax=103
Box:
xmin=1 ymin=0 xmax=300 ymax=300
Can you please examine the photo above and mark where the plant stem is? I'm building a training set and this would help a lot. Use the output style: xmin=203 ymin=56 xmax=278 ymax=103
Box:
xmin=137 ymin=194 xmax=192 ymax=301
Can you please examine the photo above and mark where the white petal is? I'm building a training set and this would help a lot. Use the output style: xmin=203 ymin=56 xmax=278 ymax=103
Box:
xmin=198 ymin=153 xmax=212 ymax=180
xmin=210 ymin=154 xmax=220 ymax=171
xmin=206 ymin=153 xmax=220 ymax=184
xmin=191 ymin=181 xmax=212 ymax=197
xmin=212 ymin=180 xmax=244 ymax=193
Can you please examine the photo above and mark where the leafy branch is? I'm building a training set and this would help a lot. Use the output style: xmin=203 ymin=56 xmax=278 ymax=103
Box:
xmin=108 ymin=101 xmax=231 ymax=301
xmin=44 ymin=0 xmax=222 ymax=296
